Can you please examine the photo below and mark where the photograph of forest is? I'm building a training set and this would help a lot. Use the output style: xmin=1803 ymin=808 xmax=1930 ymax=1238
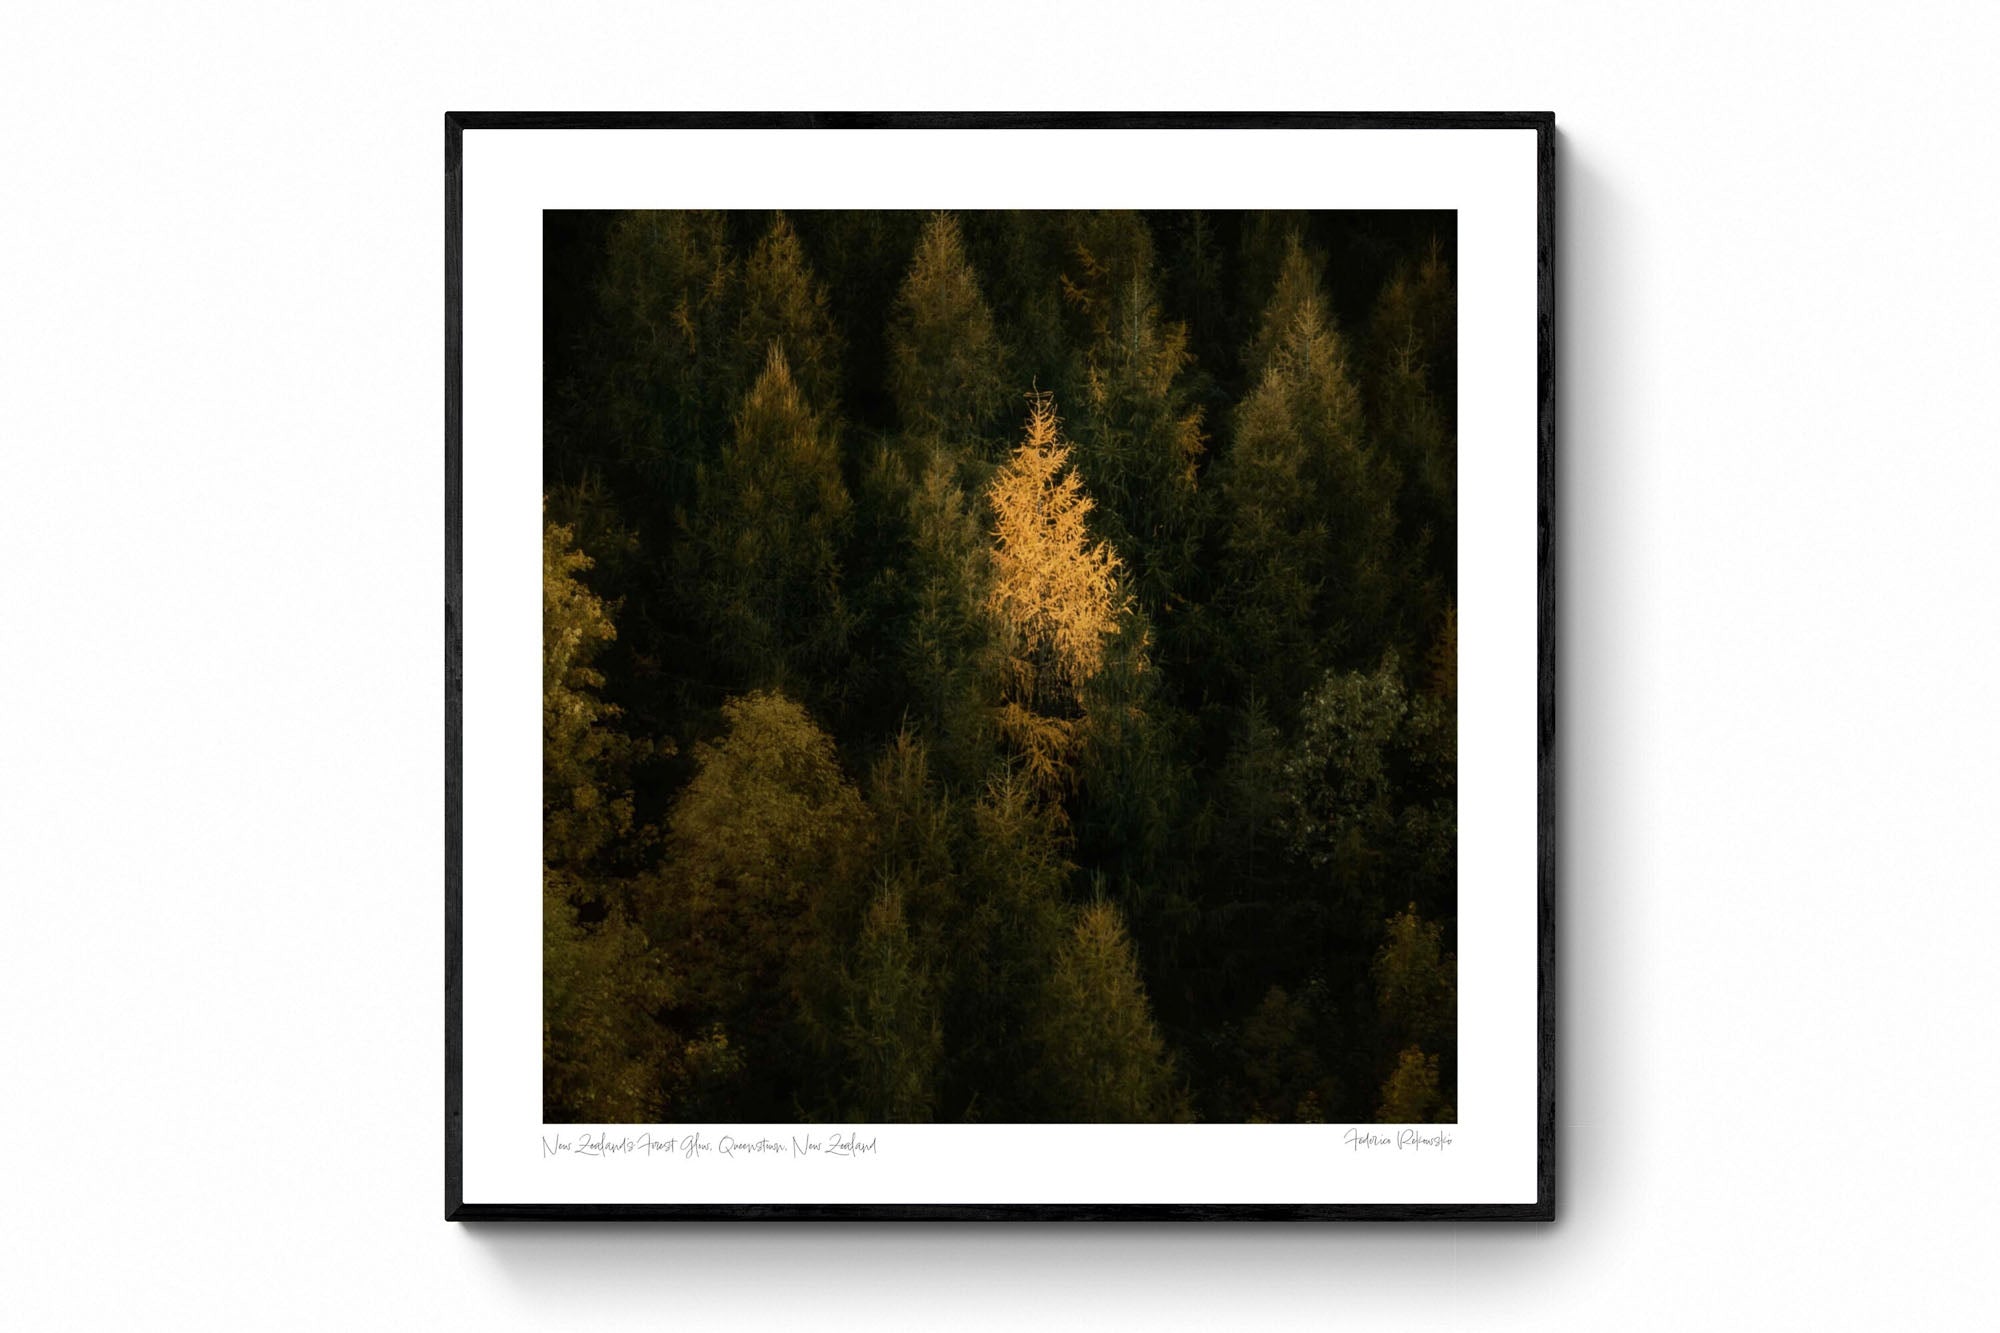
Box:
xmin=542 ymin=208 xmax=1457 ymax=1125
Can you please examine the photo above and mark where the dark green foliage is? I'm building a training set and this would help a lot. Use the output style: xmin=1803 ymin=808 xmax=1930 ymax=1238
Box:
xmin=888 ymin=212 xmax=1008 ymax=447
xmin=1281 ymin=652 xmax=1457 ymax=926
xmin=945 ymin=769 xmax=1078 ymax=1118
xmin=586 ymin=209 xmax=741 ymax=490
xmin=1063 ymin=220 xmax=1208 ymax=648
xmin=737 ymin=213 xmax=846 ymax=412
xmin=819 ymin=884 xmax=943 ymax=1122
xmin=1222 ymin=239 xmax=1410 ymax=707
xmin=542 ymin=210 xmax=1456 ymax=1124
xmin=1365 ymin=240 xmax=1458 ymax=590
xmin=1237 ymin=983 xmax=1339 ymax=1123
xmin=891 ymin=450 xmax=1007 ymax=785
xmin=648 ymin=689 xmax=874 ymax=1119
xmin=682 ymin=346 xmax=854 ymax=706
xmin=1033 ymin=901 xmax=1188 ymax=1122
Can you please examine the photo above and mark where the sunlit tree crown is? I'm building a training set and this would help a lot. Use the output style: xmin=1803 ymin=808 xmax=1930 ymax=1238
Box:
xmin=984 ymin=393 xmax=1129 ymax=702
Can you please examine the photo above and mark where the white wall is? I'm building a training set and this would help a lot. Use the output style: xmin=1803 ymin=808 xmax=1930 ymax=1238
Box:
xmin=3 ymin=3 xmax=1994 ymax=1328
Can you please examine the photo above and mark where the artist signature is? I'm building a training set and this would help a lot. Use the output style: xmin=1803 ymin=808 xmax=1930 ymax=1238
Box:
xmin=1342 ymin=1127 xmax=1456 ymax=1152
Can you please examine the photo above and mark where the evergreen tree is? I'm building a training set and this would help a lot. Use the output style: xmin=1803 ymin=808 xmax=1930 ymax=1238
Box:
xmin=1367 ymin=236 xmax=1457 ymax=424
xmin=1034 ymin=901 xmax=1186 ymax=1121
xmin=899 ymin=449 xmax=1007 ymax=785
xmin=736 ymin=212 xmax=845 ymax=412
xmin=1222 ymin=240 xmax=1405 ymax=706
xmin=798 ymin=210 xmax=926 ymax=418
xmin=1160 ymin=210 xmax=1231 ymax=385
xmin=1073 ymin=603 xmax=1190 ymax=917
xmin=1213 ymin=694 xmax=1287 ymax=890
xmin=583 ymin=209 xmax=740 ymax=501
xmin=1367 ymin=241 xmax=1457 ymax=592
xmin=1374 ymin=903 xmax=1457 ymax=1058
xmin=864 ymin=729 xmax=963 ymax=956
xmin=823 ymin=884 xmax=943 ymax=1121
xmin=1236 ymin=214 xmax=1315 ymax=376
xmin=947 ymin=769 xmax=1075 ymax=1118
xmin=1057 ymin=214 xmax=1157 ymax=344
xmin=1242 ymin=231 xmax=1326 ymax=385
xmin=683 ymin=346 xmax=853 ymax=703
xmin=544 ymin=871 xmax=690 ymax=1122
xmin=1064 ymin=234 xmax=1208 ymax=637
xmin=888 ymin=211 xmax=1007 ymax=447
xmin=652 ymin=690 xmax=873 ymax=1117
xmin=959 ymin=211 xmax=1075 ymax=408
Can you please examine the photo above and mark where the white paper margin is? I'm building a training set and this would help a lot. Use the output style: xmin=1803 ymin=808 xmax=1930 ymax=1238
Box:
xmin=460 ymin=125 xmax=1540 ymax=1206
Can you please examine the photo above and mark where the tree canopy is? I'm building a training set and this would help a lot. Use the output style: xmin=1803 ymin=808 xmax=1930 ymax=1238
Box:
xmin=544 ymin=209 xmax=1457 ymax=1123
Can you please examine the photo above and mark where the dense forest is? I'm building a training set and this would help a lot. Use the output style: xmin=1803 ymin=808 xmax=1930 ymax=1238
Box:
xmin=542 ymin=209 xmax=1458 ymax=1124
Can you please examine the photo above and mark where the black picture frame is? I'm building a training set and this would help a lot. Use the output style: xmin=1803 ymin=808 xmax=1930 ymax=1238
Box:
xmin=446 ymin=111 xmax=1555 ymax=1222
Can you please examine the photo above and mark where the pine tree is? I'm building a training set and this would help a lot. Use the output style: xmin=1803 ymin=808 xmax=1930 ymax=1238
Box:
xmin=825 ymin=884 xmax=943 ymax=1121
xmin=1222 ymin=240 xmax=1404 ymax=705
xmin=864 ymin=730 xmax=962 ymax=948
xmin=1367 ymin=236 xmax=1457 ymax=424
xmin=888 ymin=212 xmax=1007 ymax=446
xmin=1073 ymin=602 xmax=1188 ymax=904
xmin=899 ymin=448 xmax=1006 ymax=785
xmin=986 ymin=394 xmax=1128 ymax=695
xmin=736 ymin=212 xmax=845 ymax=411
xmin=586 ymin=209 xmax=741 ymax=498
xmin=945 ymin=768 xmax=1075 ymax=1118
xmin=1064 ymin=232 xmax=1208 ymax=634
xmin=683 ymin=346 xmax=853 ymax=701
xmin=1033 ymin=901 xmax=1186 ymax=1121
xmin=1367 ymin=241 xmax=1458 ymax=592
xmin=957 ymin=211 xmax=1073 ymax=409
xmin=992 ymin=394 xmax=1136 ymax=688
xmin=1163 ymin=210 xmax=1229 ymax=378
xmin=1238 ymin=219 xmax=1317 ymax=379
xmin=1057 ymin=213 xmax=1157 ymax=347
xmin=653 ymin=690 xmax=873 ymax=1117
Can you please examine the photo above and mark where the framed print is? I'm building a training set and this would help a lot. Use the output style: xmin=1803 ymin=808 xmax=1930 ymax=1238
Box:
xmin=447 ymin=112 xmax=1554 ymax=1220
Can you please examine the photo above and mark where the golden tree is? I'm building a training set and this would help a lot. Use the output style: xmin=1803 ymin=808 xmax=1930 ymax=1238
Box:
xmin=542 ymin=513 xmax=694 ymax=1122
xmin=984 ymin=393 xmax=1130 ymax=795
xmin=986 ymin=394 xmax=1127 ymax=696
xmin=543 ymin=513 xmax=628 ymax=866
